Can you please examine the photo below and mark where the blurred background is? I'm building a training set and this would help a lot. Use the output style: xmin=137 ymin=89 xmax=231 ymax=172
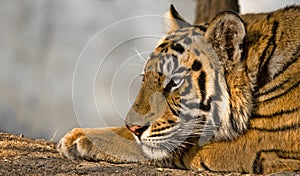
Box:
xmin=0 ymin=0 xmax=299 ymax=141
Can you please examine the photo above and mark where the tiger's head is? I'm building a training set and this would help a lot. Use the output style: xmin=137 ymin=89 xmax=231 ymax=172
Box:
xmin=125 ymin=5 xmax=252 ymax=160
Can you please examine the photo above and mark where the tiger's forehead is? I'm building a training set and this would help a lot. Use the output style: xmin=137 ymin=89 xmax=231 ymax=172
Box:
xmin=156 ymin=26 xmax=206 ymax=51
xmin=145 ymin=51 xmax=178 ymax=76
xmin=144 ymin=26 xmax=207 ymax=75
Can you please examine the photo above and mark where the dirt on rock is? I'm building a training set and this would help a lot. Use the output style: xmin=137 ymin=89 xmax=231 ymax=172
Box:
xmin=0 ymin=132 xmax=254 ymax=176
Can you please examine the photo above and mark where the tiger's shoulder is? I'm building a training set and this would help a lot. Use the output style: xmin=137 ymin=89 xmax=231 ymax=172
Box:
xmin=239 ymin=6 xmax=300 ymax=91
xmin=241 ymin=5 xmax=300 ymax=26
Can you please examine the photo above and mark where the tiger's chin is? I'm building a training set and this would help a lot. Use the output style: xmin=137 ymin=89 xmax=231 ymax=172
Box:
xmin=141 ymin=145 xmax=170 ymax=159
xmin=132 ymin=134 xmax=175 ymax=160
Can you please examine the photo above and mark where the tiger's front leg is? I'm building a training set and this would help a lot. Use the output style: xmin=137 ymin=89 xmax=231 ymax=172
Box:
xmin=57 ymin=126 xmax=147 ymax=163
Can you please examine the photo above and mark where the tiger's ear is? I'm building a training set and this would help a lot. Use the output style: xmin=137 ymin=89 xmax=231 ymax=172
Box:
xmin=205 ymin=11 xmax=246 ymax=68
xmin=165 ymin=4 xmax=191 ymax=32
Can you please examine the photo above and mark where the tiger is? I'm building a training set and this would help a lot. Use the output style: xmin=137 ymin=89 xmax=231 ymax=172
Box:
xmin=58 ymin=5 xmax=300 ymax=174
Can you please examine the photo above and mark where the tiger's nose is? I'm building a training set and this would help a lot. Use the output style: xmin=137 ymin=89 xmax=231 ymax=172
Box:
xmin=126 ymin=124 xmax=149 ymax=139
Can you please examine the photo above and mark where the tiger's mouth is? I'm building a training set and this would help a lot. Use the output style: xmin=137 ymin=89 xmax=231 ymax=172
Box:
xmin=130 ymin=128 xmax=174 ymax=159
xmin=130 ymin=124 xmax=194 ymax=159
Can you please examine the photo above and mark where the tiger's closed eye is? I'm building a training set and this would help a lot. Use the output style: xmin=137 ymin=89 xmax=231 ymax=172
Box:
xmin=164 ymin=77 xmax=184 ymax=93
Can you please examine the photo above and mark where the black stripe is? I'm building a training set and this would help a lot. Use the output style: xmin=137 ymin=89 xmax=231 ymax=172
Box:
xmin=164 ymin=79 xmax=176 ymax=93
xmin=149 ymin=130 xmax=173 ymax=137
xmin=151 ymin=126 xmax=171 ymax=133
xmin=254 ymin=107 xmax=299 ymax=118
xmin=171 ymin=54 xmax=178 ymax=69
xmin=191 ymin=60 xmax=202 ymax=71
xmin=170 ymin=106 xmax=180 ymax=117
xmin=198 ymin=115 xmax=207 ymax=125
xmin=178 ymin=158 xmax=186 ymax=170
xmin=170 ymin=42 xmax=185 ymax=54
xmin=198 ymin=71 xmax=207 ymax=101
xmin=252 ymin=150 xmax=264 ymax=174
xmin=194 ymin=25 xmax=207 ymax=32
xmin=251 ymin=124 xmax=300 ymax=132
xmin=197 ymin=71 xmax=212 ymax=112
xmin=167 ymin=120 xmax=175 ymax=125
xmin=199 ymin=103 xmax=211 ymax=112
xmin=229 ymin=104 xmax=239 ymax=132
xmin=162 ymin=47 xmax=168 ymax=53
xmin=157 ymin=42 xmax=168 ymax=48
xmin=200 ymin=97 xmax=211 ymax=112
xmin=257 ymin=79 xmax=288 ymax=97
xmin=262 ymin=79 xmax=300 ymax=103
xmin=256 ymin=20 xmax=279 ymax=90
xmin=168 ymin=101 xmax=180 ymax=117
xmin=200 ymin=162 xmax=212 ymax=172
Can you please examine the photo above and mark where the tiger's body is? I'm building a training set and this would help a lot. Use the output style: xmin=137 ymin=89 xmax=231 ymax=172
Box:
xmin=58 ymin=5 xmax=300 ymax=174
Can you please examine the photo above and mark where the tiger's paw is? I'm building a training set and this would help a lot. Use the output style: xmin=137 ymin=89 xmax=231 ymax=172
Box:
xmin=57 ymin=127 xmax=144 ymax=163
xmin=57 ymin=128 xmax=92 ymax=160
